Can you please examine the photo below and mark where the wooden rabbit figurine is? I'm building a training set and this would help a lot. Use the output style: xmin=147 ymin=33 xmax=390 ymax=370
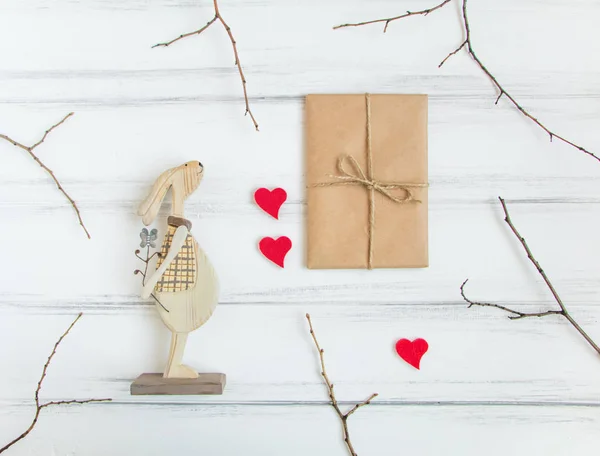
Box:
xmin=138 ymin=161 xmax=219 ymax=379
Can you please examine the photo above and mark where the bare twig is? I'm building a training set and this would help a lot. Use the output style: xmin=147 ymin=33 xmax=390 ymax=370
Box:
xmin=152 ymin=17 xmax=218 ymax=48
xmin=305 ymin=314 xmax=378 ymax=456
xmin=334 ymin=0 xmax=598 ymax=162
xmin=334 ymin=0 xmax=452 ymax=33
xmin=461 ymin=280 xmax=563 ymax=320
xmin=0 ymin=113 xmax=91 ymax=238
xmin=0 ymin=313 xmax=111 ymax=454
xmin=461 ymin=197 xmax=600 ymax=357
xmin=153 ymin=0 xmax=258 ymax=130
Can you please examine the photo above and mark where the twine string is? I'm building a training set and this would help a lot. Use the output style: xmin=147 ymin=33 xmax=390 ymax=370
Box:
xmin=366 ymin=94 xmax=376 ymax=268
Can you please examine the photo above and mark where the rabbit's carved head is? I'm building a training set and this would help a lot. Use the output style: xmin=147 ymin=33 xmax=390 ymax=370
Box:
xmin=181 ymin=160 xmax=204 ymax=197
xmin=138 ymin=161 xmax=205 ymax=226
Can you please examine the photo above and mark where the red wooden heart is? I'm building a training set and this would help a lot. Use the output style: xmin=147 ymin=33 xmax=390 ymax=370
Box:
xmin=254 ymin=188 xmax=287 ymax=220
xmin=395 ymin=338 xmax=429 ymax=370
xmin=259 ymin=236 xmax=292 ymax=268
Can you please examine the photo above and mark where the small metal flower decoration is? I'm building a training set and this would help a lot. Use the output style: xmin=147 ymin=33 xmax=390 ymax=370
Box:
xmin=140 ymin=228 xmax=158 ymax=248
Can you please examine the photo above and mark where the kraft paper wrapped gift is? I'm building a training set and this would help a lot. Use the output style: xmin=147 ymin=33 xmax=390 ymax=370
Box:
xmin=305 ymin=94 xmax=428 ymax=269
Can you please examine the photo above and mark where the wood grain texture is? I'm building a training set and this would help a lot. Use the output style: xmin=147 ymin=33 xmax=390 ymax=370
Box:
xmin=0 ymin=0 xmax=599 ymax=454
xmin=2 ymin=403 xmax=599 ymax=456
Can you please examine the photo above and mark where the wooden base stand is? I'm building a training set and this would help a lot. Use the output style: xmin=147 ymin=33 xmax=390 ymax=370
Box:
xmin=130 ymin=373 xmax=226 ymax=396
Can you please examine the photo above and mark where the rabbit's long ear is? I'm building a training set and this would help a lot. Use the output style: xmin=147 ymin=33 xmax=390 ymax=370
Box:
xmin=138 ymin=167 xmax=179 ymax=226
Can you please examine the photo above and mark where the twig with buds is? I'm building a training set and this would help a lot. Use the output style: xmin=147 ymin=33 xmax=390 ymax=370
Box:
xmin=305 ymin=314 xmax=377 ymax=456
xmin=334 ymin=0 xmax=597 ymax=162
xmin=153 ymin=0 xmax=258 ymax=130
xmin=0 ymin=113 xmax=91 ymax=238
xmin=0 ymin=314 xmax=111 ymax=454
xmin=461 ymin=197 xmax=600 ymax=358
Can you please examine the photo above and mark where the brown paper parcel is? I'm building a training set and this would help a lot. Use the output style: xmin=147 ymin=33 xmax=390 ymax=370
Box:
xmin=306 ymin=94 xmax=428 ymax=269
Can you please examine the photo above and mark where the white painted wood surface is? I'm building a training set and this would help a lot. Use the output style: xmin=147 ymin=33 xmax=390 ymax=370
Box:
xmin=1 ymin=0 xmax=599 ymax=454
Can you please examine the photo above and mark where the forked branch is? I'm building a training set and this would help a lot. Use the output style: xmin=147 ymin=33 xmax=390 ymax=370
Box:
xmin=461 ymin=197 xmax=600 ymax=357
xmin=0 ymin=113 xmax=91 ymax=238
xmin=334 ymin=0 xmax=598 ymax=162
xmin=306 ymin=314 xmax=377 ymax=456
xmin=0 ymin=313 xmax=111 ymax=454
xmin=153 ymin=0 xmax=258 ymax=130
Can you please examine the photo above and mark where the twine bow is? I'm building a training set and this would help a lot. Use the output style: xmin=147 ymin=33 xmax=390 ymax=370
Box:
xmin=324 ymin=154 xmax=424 ymax=204
xmin=312 ymin=94 xmax=428 ymax=269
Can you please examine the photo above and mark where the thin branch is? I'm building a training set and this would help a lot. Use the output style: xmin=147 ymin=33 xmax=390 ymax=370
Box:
xmin=152 ymin=16 xmax=218 ymax=48
xmin=0 ymin=313 xmax=111 ymax=454
xmin=334 ymin=0 xmax=452 ymax=32
xmin=152 ymin=0 xmax=258 ymax=130
xmin=29 ymin=113 xmax=74 ymax=150
xmin=497 ymin=197 xmax=562 ymax=312
xmin=213 ymin=0 xmax=258 ymax=131
xmin=345 ymin=393 xmax=379 ymax=418
xmin=334 ymin=0 xmax=598 ymax=162
xmin=0 ymin=113 xmax=92 ymax=238
xmin=438 ymin=40 xmax=466 ymax=68
xmin=38 ymin=399 xmax=108 ymax=409
xmin=305 ymin=314 xmax=378 ymax=456
xmin=461 ymin=279 xmax=563 ymax=320
xmin=461 ymin=197 xmax=600 ymax=357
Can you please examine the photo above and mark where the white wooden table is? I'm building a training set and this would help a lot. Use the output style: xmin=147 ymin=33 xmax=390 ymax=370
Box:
xmin=1 ymin=1 xmax=599 ymax=454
